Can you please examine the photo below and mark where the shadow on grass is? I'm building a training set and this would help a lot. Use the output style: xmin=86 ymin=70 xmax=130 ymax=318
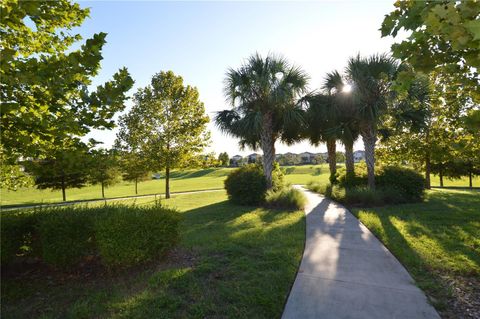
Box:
xmin=355 ymin=189 xmax=480 ymax=314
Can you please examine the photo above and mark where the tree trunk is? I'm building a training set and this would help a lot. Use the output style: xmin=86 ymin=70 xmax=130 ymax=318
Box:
xmin=361 ymin=127 xmax=377 ymax=190
xmin=326 ymin=138 xmax=336 ymax=179
xmin=260 ymin=112 xmax=275 ymax=189
xmin=425 ymin=152 xmax=431 ymax=189
xmin=61 ymin=176 xmax=66 ymax=202
xmin=344 ymin=140 xmax=354 ymax=176
xmin=469 ymin=170 xmax=473 ymax=188
xmin=135 ymin=178 xmax=138 ymax=195
xmin=439 ymin=170 xmax=444 ymax=187
xmin=165 ymin=165 xmax=170 ymax=199
xmin=101 ymin=182 xmax=105 ymax=198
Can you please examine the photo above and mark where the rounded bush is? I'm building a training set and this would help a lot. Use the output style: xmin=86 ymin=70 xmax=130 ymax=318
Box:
xmin=377 ymin=166 xmax=425 ymax=202
xmin=95 ymin=206 xmax=180 ymax=267
xmin=224 ymin=164 xmax=268 ymax=205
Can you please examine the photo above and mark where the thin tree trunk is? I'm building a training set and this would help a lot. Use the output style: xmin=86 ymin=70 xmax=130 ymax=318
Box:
xmin=361 ymin=127 xmax=377 ymax=190
xmin=135 ymin=178 xmax=138 ymax=195
xmin=344 ymin=140 xmax=354 ymax=176
xmin=260 ymin=112 xmax=275 ymax=189
xmin=469 ymin=170 xmax=473 ymax=188
xmin=165 ymin=165 xmax=170 ymax=199
xmin=326 ymin=138 xmax=336 ymax=179
xmin=61 ymin=176 xmax=66 ymax=202
xmin=439 ymin=170 xmax=444 ymax=187
xmin=425 ymin=152 xmax=431 ymax=189
xmin=101 ymin=182 xmax=105 ymax=198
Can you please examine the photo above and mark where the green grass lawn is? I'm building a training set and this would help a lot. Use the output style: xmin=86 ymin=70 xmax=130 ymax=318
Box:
xmin=351 ymin=188 xmax=480 ymax=318
xmin=2 ymin=163 xmax=477 ymax=207
xmin=0 ymin=165 xmax=332 ymax=207
xmin=1 ymin=191 xmax=306 ymax=318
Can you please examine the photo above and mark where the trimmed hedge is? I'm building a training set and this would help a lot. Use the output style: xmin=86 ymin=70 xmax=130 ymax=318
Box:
xmin=224 ymin=163 xmax=284 ymax=205
xmin=1 ymin=205 xmax=180 ymax=268
xmin=95 ymin=206 xmax=179 ymax=266
xmin=38 ymin=209 xmax=95 ymax=266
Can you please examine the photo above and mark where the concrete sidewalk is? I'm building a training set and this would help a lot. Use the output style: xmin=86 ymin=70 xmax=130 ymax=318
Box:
xmin=282 ymin=188 xmax=440 ymax=319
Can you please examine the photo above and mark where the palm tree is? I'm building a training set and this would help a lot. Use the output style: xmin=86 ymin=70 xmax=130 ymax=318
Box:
xmin=345 ymin=54 xmax=399 ymax=189
xmin=215 ymin=53 xmax=309 ymax=188
xmin=322 ymin=70 xmax=360 ymax=177
xmin=304 ymin=93 xmax=338 ymax=179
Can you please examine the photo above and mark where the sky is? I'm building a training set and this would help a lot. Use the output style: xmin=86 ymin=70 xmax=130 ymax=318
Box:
xmin=79 ymin=0 xmax=398 ymax=156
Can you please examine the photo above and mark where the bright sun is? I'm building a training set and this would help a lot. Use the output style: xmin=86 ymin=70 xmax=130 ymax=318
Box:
xmin=342 ymin=84 xmax=352 ymax=93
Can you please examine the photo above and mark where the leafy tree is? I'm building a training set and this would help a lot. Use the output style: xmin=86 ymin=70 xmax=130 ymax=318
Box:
xmin=26 ymin=142 xmax=90 ymax=201
xmin=116 ymin=71 xmax=210 ymax=198
xmin=0 ymin=0 xmax=134 ymax=162
xmin=88 ymin=149 xmax=121 ymax=198
xmin=336 ymin=151 xmax=346 ymax=163
xmin=0 ymin=148 xmax=33 ymax=190
xmin=119 ymin=151 xmax=150 ymax=195
xmin=377 ymin=72 xmax=472 ymax=189
xmin=215 ymin=53 xmax=308 ymax=188
xmin=381 ymin=0 xmax=480 ymax=101
xmin=218 ymin=152 xmax=229 ymax=167
xmin=199 ymin=153 xmax=221 ymax=168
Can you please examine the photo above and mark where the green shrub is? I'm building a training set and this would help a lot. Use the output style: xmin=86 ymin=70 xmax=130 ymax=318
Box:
xmin=1 ymin=212 xmax=38 ymax=264
xmin=95 ymin=205 xmax=180 ymax=267
xmin=265 ymin=187 xmax=307 ymax=210
xmin=224 ymin=163 xmax=284 ymax=205
xmin=377 ymin=166 xmax=425 ymax=202
xmin=37 ymin=208 xmax=95 ymax=267
xmin=2 ymin=205 xmax=181 ymax=268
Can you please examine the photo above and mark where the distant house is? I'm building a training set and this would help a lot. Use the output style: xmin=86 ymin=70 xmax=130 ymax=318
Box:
xmin=230 ymin=155 xmax=243 ymax=167
xmin=299 ymin=152 xmax=315 ymax=164
xmin=247 ymin=153 xmax=261 ymax=163
xmin=353 ymin=150 xmax=365 ymax=162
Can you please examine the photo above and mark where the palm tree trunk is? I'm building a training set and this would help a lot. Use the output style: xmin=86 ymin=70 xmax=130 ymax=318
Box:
xmin=260 ymin=112 xmax=275 ymax=189
xmin=361 ymin=127 xmax=377 ymax=190
xmin=326 ymin=138 xmax=336 ymax=179
xmin=344 ymin=140 xmax=354 ymax=176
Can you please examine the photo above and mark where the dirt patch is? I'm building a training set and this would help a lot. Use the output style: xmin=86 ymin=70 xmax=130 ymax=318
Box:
xmin=439 ymin=275 xmax=480 ymax=319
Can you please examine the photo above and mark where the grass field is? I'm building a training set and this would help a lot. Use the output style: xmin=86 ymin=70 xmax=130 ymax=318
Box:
xmin=351 ymin=188 xmax=480 ymax=318
xmin=1 ymin=191 xmax=305 ymax=318
xmin=2 ymin=164 xmax=478 ymax=207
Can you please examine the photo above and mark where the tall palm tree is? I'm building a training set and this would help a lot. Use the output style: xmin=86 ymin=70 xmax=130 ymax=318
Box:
xmin=304 ymin=93 xmax=338 ymax=179
xmin=345 ymin=54 xmax=399 ymax=189
xmin=215 ymin=53 xmax=309 ymax=188
xmin=322 ymin=70 xmax=360 ymax=177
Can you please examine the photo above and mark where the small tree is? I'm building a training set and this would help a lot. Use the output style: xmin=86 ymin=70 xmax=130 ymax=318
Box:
xmin=218 ymin=152 xmax=229 ymax=167
xmin=116 ymin=71 xmax=210 ymax=198
xmin=120 ymin=151 xmax=150 ymax=195
xmin=27 ymin=144 xmax=89 ymax=201
xmin=88 ymin=149 xmax=121 ymax=198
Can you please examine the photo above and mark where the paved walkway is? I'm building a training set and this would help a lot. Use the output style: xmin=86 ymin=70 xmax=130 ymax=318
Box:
xmin=282 ymin=187 xmax=440 ymax=319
